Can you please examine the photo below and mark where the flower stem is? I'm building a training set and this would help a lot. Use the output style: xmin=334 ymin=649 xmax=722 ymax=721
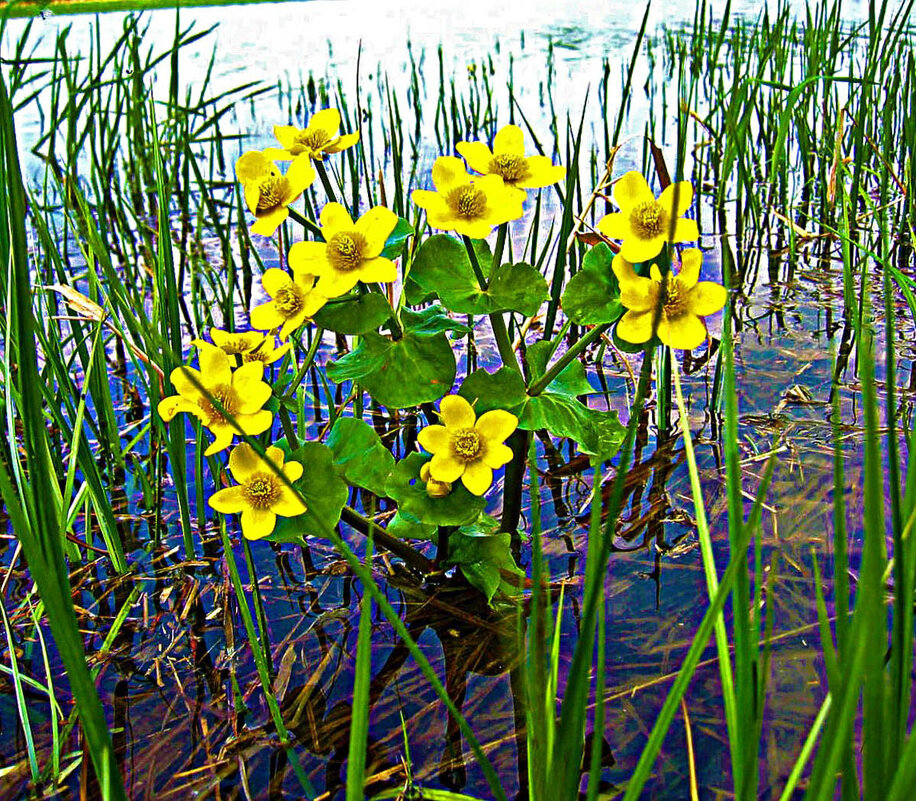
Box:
xmin=281 ymin=327 xmax=324 ymax=402
xmin=314 ymin=160 xmax=339 ymax=204
xmin=340 ymin=506 xmax=435 ymax=574
xmin=527 ymin=323 xmax=610 ymax=397
xmin=461 ymin=235 xmax=522 ymax=373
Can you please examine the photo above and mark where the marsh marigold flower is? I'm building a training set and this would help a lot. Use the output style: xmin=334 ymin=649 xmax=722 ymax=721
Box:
xmin=596 ymin=172 xmax=699 ymax=263
xmin=411 ymin=156 xmax=523 ymax=239
xmin=288 ymin=202 xmax=398 ymax=298
xmin=206 ymin=327 xmax=266 ymax=356
xmin=158 ymin=343 xmax=273 ymax=456
xmin=236 ymin=151 xmax=315 ymax=236
xmin=613 ymin=249 xmax=726 ymax=350
xmin=420 ymin=461 xmax=453 ymax=498
xmin=250 ymin=269 xmax=327 ymax=340
xmin=266 ymin=108 xmax=360 ymax=162
xmin=457 ymin=124 xmax=566 ymax=200
xmin=417 ymin=395 xmax=518 ymax=496
xmin=208 ymin=443 xmax=307 ymax=540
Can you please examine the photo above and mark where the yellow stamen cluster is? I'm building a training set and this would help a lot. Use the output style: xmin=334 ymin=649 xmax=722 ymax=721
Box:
xmin=256 ymin=173 xmax=287 ymax=211
xmin=447 ymin=185 xmax=487 ymax=218
xmin=452 ymin=429 xmax=483 ymax=461
xmin=274 ymin=286 xmax=304 ymax=318
xmin=489 ymin=153 xmax=529 ymax=182
xmin=241 ymin=473 xmax=281 ymax=508
xmin=198 ymin=384 xmax=237 ymax=425
xmin=629 ymin=200 xmax=666 ymax=239
xmin=327 ymin=232 xmax=368 ymax=272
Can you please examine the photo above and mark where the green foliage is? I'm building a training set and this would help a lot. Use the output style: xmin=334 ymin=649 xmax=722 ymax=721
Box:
xmin=407 ymin=234 xmax=548 ymax=315
xmin=386 ymin=511 xmax=437 ymax=541
xmin=380 ymin=216 xmax=414 ymax=259
xmin=326 ymin=417 xmax=395 ymax=496
xmin=560 ymin=243 xmax=625 ymax=325
xmin=444 ymin=516 xmax=524 ymax=603
xmin=270 ymin=442 xmax=349 ymax=542
xmin=459 ymin=367 xmax=528 ymax=415
xmin=313 ymin=293 xmax=395 ymax=335
xmin=385 ymin=453 xmax=485 ymax=526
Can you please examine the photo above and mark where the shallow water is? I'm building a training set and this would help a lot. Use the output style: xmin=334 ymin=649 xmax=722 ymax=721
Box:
xmin=1 ymin=2 xmax=913 ymax=799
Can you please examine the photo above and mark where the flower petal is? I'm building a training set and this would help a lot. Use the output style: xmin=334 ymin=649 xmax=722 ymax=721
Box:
xmin=658 ymin=313 xmax=707 ymax=350
xmin=431 ymin=156 xmax=471 ymax=194
xmin=411 ymin=189 xmax=450 ymax=218
xmin=273 ymin=487 xmax=307 ymax=517
xmin=250 ymin=301 xmax=283 ymax=332
xmin=418 ymin=424 xmax=450 ymax=454
xmin=252 ymin=207 xmax=288 ymax=236
xmin=283 ymin=460 xmax=304 ymax=483
xmin=237 ymin=409 xmax=273 ymax=437
xmin=197 ymin=344 xmax=232 ymax=387
xmin=482 ymin=442 xmax=514 ymax=470
xmin=285 ymin=156 xmax=317 ymax=198
xmin=204 ymin=425 xmax=236 ymax=456
xmin=429 ymin=452 xmax=465 ymax=483
xmin=616 ymin=309 xmax=655 ymax=344
xmin=517 ymin=156 xmax=565 ymax=189
xmin=158 ymin=395 xmax=201 ymax=422
xmin=289 ymin=241 xmax=332 ymax=276
xmin=461 ymin=461 xmax=493 ymax=496
xmin=456 ymin=141 xmax=495 ymax=175
xmin=672 ymin=217 xmax=699 ymax=243
xmin=613 ymin=171 xmax=655 ymax=212
xmin=596 ymin=212 xmax=628 ymax=240
xmin=309 ymin=108 xmax=341 ymax=137
xmin=355 ymin=206 xmax=398 ymax=257
xmin=493 ymin=124 xmax=525 ymax=156
xmin=228 ymin=443 xmax=261 ymax=482
xmin=235 ymin=151 xmax=271 ymax=182
xmin=209 ymin=485 xmax=246 ymax=514
xmin=273 ymin=126 xmax=299 ymax=150
xmin=475 ymin=409 xmax=518 ymax=446
xmin=677 ymin=248 xmax=703 ymax=288
xmin=689 ymin=281 xmax=728 ymax=316
xmin=619 ymin=234 xmax=666 ymax=264
xmin=356 ymin=257 xmax=397 ymax=284
xmin=243 ymin=183 xmax=260 ymax=215
xmin=241 ymin=508 xmax=277 ymax=540
xmin=325 ymin=131 xmax=359 ymax=153
xmin=439 ymin=394 xmax=477 ymax=430
xmin=262 ymin=268 xmax=292 ymax=297
xmin=320 ymin=202 xmax=354 ymax=237
xmin=315 ymin=272 xmax=359 ymax=298
xmin=657 ymin=181 xmax=694 ymax=218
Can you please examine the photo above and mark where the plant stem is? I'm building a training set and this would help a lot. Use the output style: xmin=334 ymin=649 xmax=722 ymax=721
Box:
xmin=314 ymin=159 xmax=339 ymax=204
xmin=461 ymin=234 xmax=522 ymax=372
xmin=527 ymin=323 xmax=609 ymax=396
xmin=286 ymin=206 xmax=323 ymax=238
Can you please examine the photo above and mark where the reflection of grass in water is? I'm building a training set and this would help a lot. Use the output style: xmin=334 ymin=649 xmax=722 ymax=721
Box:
xmin=3 ymin=0 xmax=916 ymax=798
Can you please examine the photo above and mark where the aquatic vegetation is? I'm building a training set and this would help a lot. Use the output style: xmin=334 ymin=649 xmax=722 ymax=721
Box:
xmin=4 ymin=2 xmax=916 ymax=800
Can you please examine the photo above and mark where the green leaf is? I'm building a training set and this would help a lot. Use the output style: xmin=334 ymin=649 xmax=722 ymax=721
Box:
xmin=327 ymin=328 xmax=456 ymax=409
xmin=385 ymin=453 xmax=485 ymax=526
xmin=459 ymin=367 xmax=528 ymax=415
xmin=326 ymin=417 xmax=395 ymax=496
xmin=401 ymin=304 xmax=470 ymax=336
xmin=380 ymin=217 xmax=414 ymax=259
xmin=269 ymin=442 xmax=349 ymax=543
xmin=487 ymin=262 xmax=550 ymax=315
xmin=561 ymin=243 xmax=625 ymax=325
xmin=445 ymin=524 xmax=524 ymax=603
xmin=386 ymin=511 xmax=437 ymax=541
xmin=407 ymin=234 xmax=490 ymax=312
xmin=526 ymin=340 xmax=594 ymax=397
xmin=519 ymin=392 xmax=625 ymax=462
xmin=313 ymin=293 xmax=394 ymax=335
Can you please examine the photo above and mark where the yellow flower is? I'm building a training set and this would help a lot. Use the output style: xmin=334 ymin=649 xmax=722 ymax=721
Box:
xmin=596 ymin=171 xmax=699 ymax=263
xmin=250 ymin=269 xmax=327 ymax=340
xmin=208 ymin=443 xmax=307 ymax=540
xmin=158 ymin=343 xmax=273 ymax=456
xmin=417 ymin=395 xmax=518 ymax=496
xmin=236 ymin=151 xmax=316 ymax=236
xmin=456 ymin=124 xmax=566 ymax=200
xmin=242 ymin=338 xmax=293 ymax=366
xmin=612 ymin=249 xmax=727 ymax=350
xmin=420 ymin=461 xmax=453 ymax=498
xmin=206 ymin=327 xmax=266 ymax=356
xmin=265 ymin=108 xmax=360 ymax=162
xmin=287 ymin=202 xmax=398 ymax=298
xmin=411 ymin=156 xmax=523 ymax=239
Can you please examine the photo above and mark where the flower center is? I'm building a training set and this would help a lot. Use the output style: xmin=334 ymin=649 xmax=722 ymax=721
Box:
xmin=274 ymin=285 xmax=304 ymax=318
xmin=489 ymin=153 xmax=529 ymax=183
xmin=327 ymin=231 xmax=367 ymax=272
xmin=198 ymin=384 xmax=237 ymax=425
xmin=257 ymin=172 xmax=288 ymax=211
xmin=446 ymin=185 xmax=487 ymax=218
xmin=293 ymin=128 xmax=332 ymax=154
xmin=219 ymin=335 xmax=259 ymax=356
xmin=243 ymin=347 xmax=271 ymax=363
xmin=242 ymin=472 xmax=281 ymax=509
xmin=452 ymin=429 xmax=482 ymax=461
xmin=662 ymin=275 xmax=688 ymax=318
xmin=629 ymin=200 xmax=667 ymax=240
